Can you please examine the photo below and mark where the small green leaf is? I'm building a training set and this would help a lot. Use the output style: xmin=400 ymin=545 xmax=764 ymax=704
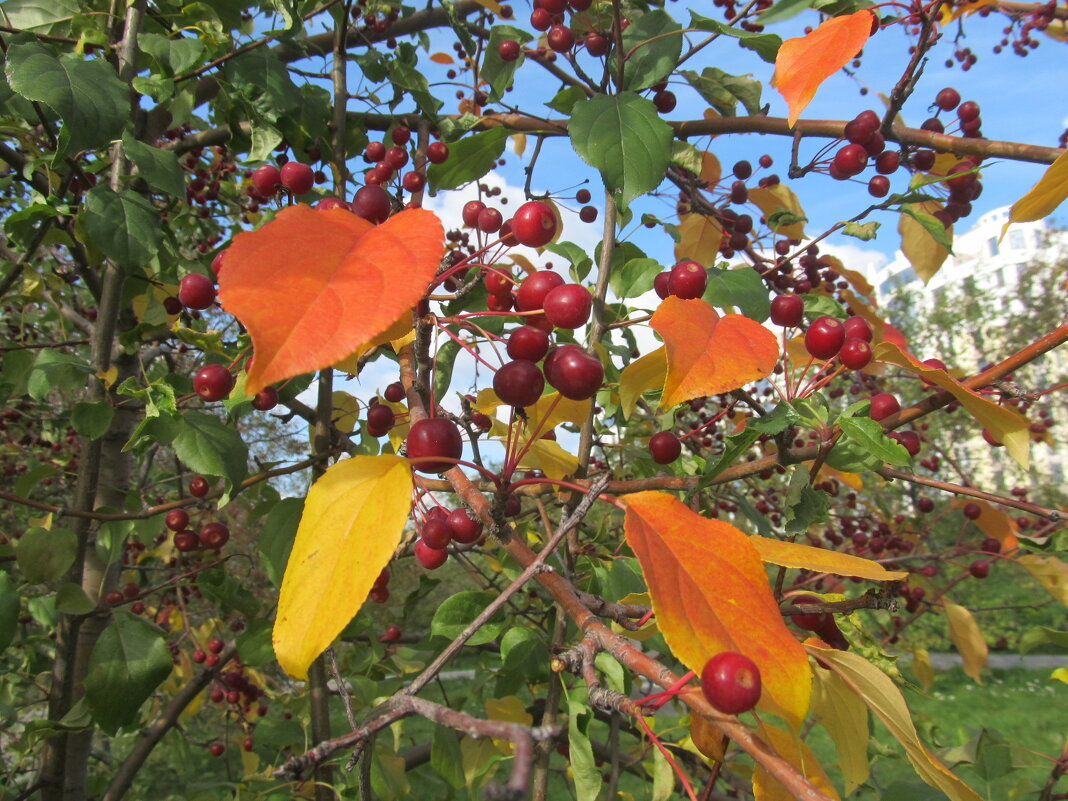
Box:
xmin=838 ymin=415 xmax=911 ymax=466
xmin=565 ymin=690 xmax=601 ymax=801
xmin=545 ymin=241 xmax=594 ymax=283
xmin=899 ymin=205 xmax=953 ymax=252
xmin=432 ymin=725 xmax=466 ymax=789
xmin=670 ymin=140 xmax=703 ymax=174
xmin=842 ymin=220 xmax=880 ymax=241
xmin=28 ymin=349 xmax=93 ymax=400
xmin=236 ymin=619 xmax=275 ymax=666
xmin=482 ymin=25 xmax=532 ymax=100
xmin=55 ymin=583 xmax=96 ymax=615
xmin=610 ymin=257 xmax=661 ymax=299
xmin=430 ymin=591 xmax=505 ymax=646
xmin=427 ymin=128 xmax=508 ymax=192
xmin=547 ymin=85 xmax=587 ymax=115
xmin=259 ymin=497 xmax=304 ymax=588
xmin=1019 ymin=626 xmax=1068 ymax=655
xmin=784 ymin=467 xmax=829 ymax=533
xmin=681 ymin=67 xmax=763 ymax=117
xmin=81 ymin=186 xmax=163 ymax=267
xmin=703 ymin=265 xmax=771 ymax=321
xmin=802 ymin=293 xmax=848 ymax=321
xmin=197 ymin=567 xmax=260 ymax=618
xmin=388 ymin=61 xmax=442 ymax=121
xmin=0 ymin=573 xmax=19 ymax=654
xmin=688 ymin=11 xmax=782 ymax=61
xmin=123 ymin=133 xmax=185 ymax=197
xmin=172 ymin=411 xmax=249 ymax=490
xmin=71 ymin=401 xmax=114 ymax=440
xmin=84 ymin=611 xmax=173 ymax=733
xmin=16 ymin=527 xmax=77 ymax=583
xmin=622 ymin=11 xmax=683 ymax=92
xmin=758 ymin=0 xmax=817 ymax=24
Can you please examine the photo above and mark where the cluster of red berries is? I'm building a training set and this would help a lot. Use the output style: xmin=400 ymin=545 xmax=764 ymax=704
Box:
xmin=360 ymin=125 xmax=449 ymax=194
xmin=413 ymin=505 xmax=484 ymax=570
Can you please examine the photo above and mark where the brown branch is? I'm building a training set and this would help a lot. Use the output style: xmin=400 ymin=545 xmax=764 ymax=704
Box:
xmin=780 ymin=587 xmax=899 ymax=617
xmin=877 ymin=466 xmax=1061 ymax=520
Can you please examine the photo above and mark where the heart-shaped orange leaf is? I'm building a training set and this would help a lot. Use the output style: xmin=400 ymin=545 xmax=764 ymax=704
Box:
xmin=650 ymin=296 xmax=778 ymax=410
xmin=624 ymin=492 xmax=811 ymax=728
xmin=772 ymin=10 xmax=875 ymax=126
xmin=218 ymin=205 xmax=444 ymax=393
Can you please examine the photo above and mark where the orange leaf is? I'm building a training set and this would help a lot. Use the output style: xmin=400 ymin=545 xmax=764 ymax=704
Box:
xmin=689 ymin=712 xmax=727 ymax=761
xmin=772 ymin=11 xmax=875 ymax=126
xmin=753 ymin=721 xmax=840 ymax=801
xmin=650 ymin=297 xmax=779 ymax=410
xmin=623 ymin=492 xmax=811 ymax=728
xmin=750 ymin=535 xmax=907 ymax=581
xmin=218 ymin=205 xmax=444 ymax=394
xmin=872 ymin=341 xmax=1030 ymax=468
xmin=618 ymin=346 xmax=667 ymax=419
xmin=429 ymin=52 xmax=454 ymax=64
xmin=952 ymin=498 xmax=1019 ymax=552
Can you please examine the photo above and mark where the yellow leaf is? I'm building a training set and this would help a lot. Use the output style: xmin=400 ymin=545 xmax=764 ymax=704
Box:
xmin=330 ymin=391 xmax=361 ymax=434
xmin=462 ymin=736 xmax=501 ymax=790
xmin=486 ymin=696 xmax=533 ymax=754
xmin=872 ymin=341 xmax=1030 ymax=469
xmin=700 ymin=151 xmax=721 ymax=188
xmin=753 ymin=722 xmax=840 ymax=801
xmin=811 ymin=665 xmax=869 ymax=795
xmin=941 ymin=0 xmax=996 ymax=22
xmin=1017 ymin=554 xmax=1068 ymax=604
xmin=97 ymin=366 xmax=118 ymax=389
xmin=1003 ymin=150 xmax=1068 ymax=236
xmin=28 ymin=513 xmax=52 ymax=530
xmin=675 ymin=212 xmax=724 ymax=266
xmin=518 ymin=437 xmax=578 ymax=480
xmin=942 ymin=599 xmax=987 ymax=683
xmin=611 ymin=592 xmax=659 ymax=641
xmin=899 ymin=201 xmax=952 ymax=284
xmin=511 ymin=133 xmax=527 ymax=157
xmin=805 ymin=644 xmax=987 ymax=801
xmin=619 ymin=347 xmax=667 ymax=419
xmin=748 ymin=184 xmax=807 ymax=240
xmin=274 ymin=455 xmax=413 ymax=679
xmin=750 ymin=536 xmax=908 ymax=581
xmin=1051 ymin=667 xmax=1068 ymax=685
xmin=333 ymin=311 xmax=414 ymax=373
xmin=912 ymin=648 xmax=935 ymax=691
xmin=472 ymin=0 xmax=503 ymax=13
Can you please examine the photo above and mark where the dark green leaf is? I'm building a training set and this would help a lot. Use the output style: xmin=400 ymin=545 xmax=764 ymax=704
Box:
xmin=801 ymin=293 xmax=848 ymax=321
xmin=0 ymin=348 xmax=34 ymax=402
xmin=569 ymin=92 xmax=672 ymax=210
xmin=259 ymin=497 xmax=303 ymax=588
xmin=482 ymin=25 xmax=532 ymax=100
xmin=610 ymin=258 xmax=661 ymax=299
xmin=622 ymin=11 xmax=683 ymax=92
xmin=784 ymin=467 xmax=829 ymax=533
xmin=172 ymin=411 xmax=248 ymax=490
xmin=427 ymin=128 xmax=508 ymax=192
xmin=197 ymin=568 xmax=260 ymax=618
xmin=55 ymin=583 xmax=95 ymax=615
xmin=5 ymin=40 xmax=129 ymax=159
xmin=698 ymin=428 xmax=760 ymax=490
xmin=547 ymin=85 xmax=587 ymax=115
xmin=758 ymin=0 xmax=817 ymax=24
xmin=681 ymin=67 xmax=762 ymax=117
xmin=704 ymin=266 xmax=770 ymax=321
xmin=687 ymin=12 xmax=782 ymax=61
xmin=389 ymin=61 xmax=442 ymax=120
xmin=838 ymin=415 xmax=911 ymax=466
xmin=84 ymin=611 xmax=173 ymax=733
xmin=1 ymin=0 xmax=82 ymax=36
xmin=565 ymin=692 xmax=600 ymax=801
xmin=123 ymin=133 xmax=185 ymax=197
xmin=431 ymin=725 xmax=466 ymax=789
xmin=433 ymin=338 xmax=462 ymax=401
xmin=137 ymin=32 xmax=205 ymax=76
xmin=95 ymin=519 xmax=132 ymax=567
xmin=16 ymin=527 xmax=77 ymax=583
xmin=430 ymin=591 xmax=504 ymax=646
xmin=0 ymin=573 xmax=19 ymax=654
xmin=28 ymin=349 xmax=93 ymax=400
xmin=223 ymin=48 xmax=302 ymax=115
xmin=1019 ymin=626 xmax=1068 ymax=654
xmin=236 ymin=619 xmax=274 ymax=666
xmin=71 ymin=400 xmax=114 ymax=440
xmin=82 ymin=186 xmax=163 ymax=267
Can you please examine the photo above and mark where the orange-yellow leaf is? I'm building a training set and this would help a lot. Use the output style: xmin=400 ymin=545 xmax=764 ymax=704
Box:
xmin=942 ymin=598 xmax=987 ymax=683
xmin=811 ymin=664 xmax=870 ymax=794
xmin=1017 ymin=554 xmax=1068 ymax=604
xmin=872 ymin=341 xmax=1030 ymax=468
xmin=753 ymin=722 xmax=840 ymax=801
xmin=941 ymin=0 xmax=996 ymax=22
xmin=953 ymin=498 xmax=1019 ymax=552
xmin=619 ymin=347 xmax=667 ymax=419
xmin=624 ymin=492 xmax=811 ymax=728
xmin=472 ymin=0 xmax=504 ymax=13
xmin=1003 ymin=150 xmax=1068 ymax=235
xmin=805 ymin=643 xmax=987 ymax=801
xmin=690 ymin=712 xmax=727 ymax=761
xmin=675 ymin=212 xmax=724 ymax=266
xmin=911 ymin=647 xmax=935 ymax=691
xmin=511 ymin=133 xmax=527 ymax=157
xmin=772 ymin=11 xmax=875 ymax=126
xmin=748 ymin=184 xmax=807 ymax=240
xmin=700 ymin=151 xmax=722 ymax=187
xmin=898 ymin=201 xmax=952 ymax=284
xmin=429 ymin=52 xmax=454 ymax=64
xmin=334 ymin=310 xmax=415 ymax=372
xmin=274 ymin=454 xmax=413 ymax=679
xmin=650 ymin=297 xmax=779 ymax=410
xmin=751 ymin=535 xmax=907 ymax=581
xmin=219 ymin=205 xmax=444 ymax=394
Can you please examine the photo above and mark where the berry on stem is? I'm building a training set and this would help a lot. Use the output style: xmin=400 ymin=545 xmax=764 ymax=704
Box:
xmin=700 ymin=652 xmax=762 ymax=714
xmin=648 ymin=431 xmax=681 ymax=464
xmin=407 ymin=418 xmax=464 ymax=473
xmin=178 ymin=274 xmax=216 ymax=310
xmin=510 ymin=201 xmax=558 ymax=248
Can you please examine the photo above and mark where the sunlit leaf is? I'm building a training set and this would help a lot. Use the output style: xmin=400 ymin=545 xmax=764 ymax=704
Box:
xmin=811 ymin=665 xmax=869 ymax=795
xmin=952 ymin=498 xmax=1019 ymax=553
xmin=1052 ymin=667 xmax=1068 ymax=685
xmin=753 ymin=721 xmax=840 ymax=801
xmin=219 ymin=205 xmax=444 ymax=394
xmin=805 ymin=643 xmax=987 ymax=801
xmin=748 ymin=184 xmax=807 ymax=240
xmin=429 ymin=52 xmax=454 ymax=64
xmin=619 ymin=347 xmax=667 ymax=419
xmin=872 ymin=341 xmax=1030 ymax=468
xmin=912 ymin=648 xmax=935 ymax=691
xmin=624 ymin=492 xmax=811 ymax=728
xmin=1017 ymin=555 xmax=1068 ymax=604
xmin=689 ymin=712 xmax=727 ymax=761
xmin=898 ymin=201 xmax=952 ymax=283
xmin=675 ymin=212 xmax=724 ymax=266
xmin=650 ymin=297 xmax=778 ymax=410
xmin=274 ymin=455 xmax=413 ymax=679
xmin=751 ymin=536 xmax=907 ymax=580
xmin=771 ymin=10 xmax=875 ymax=126
xmin=1003 ymin=149 xmax=1068 ymax=235
xmin=942 ymin=598 xmax=987 ymax=683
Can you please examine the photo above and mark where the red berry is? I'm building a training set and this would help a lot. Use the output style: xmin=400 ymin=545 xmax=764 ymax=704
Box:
xmin=426 ymin=141 xmax=449 ymax=164
xmin=199 ymin=522 xmax=230 ymax=549
xmin=547 ymin=24 xmax=574 ymax=52
xmin=833 ymin=143 xmax=868 ymax=176
xmin=414 ymin=539 xmax=448 ymax=569
xmin=243 ymin=737 xmax=254 ymax=752
xmin=402 ymin=171 xmax=426 ymax=193
xmin=530 ymin=8 xmax=552 ymax=30
xmin=280 ymin=161 xmax=314 ymax=195
xmin=843 ymin=316 xmax=873 ymax=342
xmin=653 ymin=90 xmax=677 ymax=113
xmin=192 ymin=649 xmax=207 ymax=663
xmin=510 ymin=201 xmax=558 ymax=248
xmin=380 ymin=624 xmax=402 ymax=643
xmin=543 ymin=284 xmax=592 ymax=329
xmin=515 ymin=270 xmax=565 ymax=312
xmin=770 ymin=294 xmax=804 ymax=327
xmin=385 ymin=146 xmax=409 ymax=170
xmin=194 ymin=364 xmax=234 ymax=402
xmin=251 ymin=165 xmax=281 ymax=198
xmin=105 ymin=590 xmax=123 ymax=606
xmin=868 ymin=175 xmax=890 ymax=197
xmin=210 ymin=743 xmax=225 ymax=757
xmin=447 ymin=509 xmax=483 ymax=544
xmin=421 ymin=518 xmax=453 ymax=549
xmin=165 ymin=509 xmax=189 ymax=531
xmin=407 ymin=418 xmax=464 ymax=473
xmin=804 ymin=316 xmax=846 ymax=359
xmin=980 ymin=537 xmax=1000 ymax=554
xmin=252 ymin=386 xmax=279 ymax=411
xmin=174 ymin=530 xmax=199 ymax=551
xmin=499 ymin=40 xmax=521 ymax=61
xmin=935 ymin=87 xmax=961 ymax=111
xmin=869 ymin=393 xmax=900 ymax=421
xmin=365 ymin=141 xmax=386 ymax=162
xmin=957 ymin=100 xmax=980 ymax=122
xmin=889 ymin=430 xmax=921 ymax=456
xmin=839 ymin=338 xmax=872 ymax=370
xmin=208 ymin=637 xmax=224 ymax=654
xmin=189 ymin=476 xmax=210 ymax=497
xmin=875 ymin=151 xmax=900 ymax=174
xmin=789 ymin=594 xmax=830 ymax=632
xmin=384 ymin=382 xmax=405 ymax=403
xmin=462 ymin=200 xmax=486 ymax=227
xmin=700 ymin=652 xmax=762 ymax=715
xmin=585 ymin=33 xmax=609 ymax=56
xmin=668 ymin=260 xmax=707 ymax=299
xmin=578 ymin=205 xmax=598 ymax=223
xmin=576 ymin=188 xmax=592 ymax=204
xmin=653 ymin=272 xmax=671 ymax=300
xmin=917 ymin=497 xmax=934 ymax=514
xmin=494 ymin=360 xmax=545 ymax=407
xmin=733 ymin=160 xmax=753 ymax=180
xmin=163 ymin=295 xmax=182 ymax=315
xmin=648 ymin=431 xmax=681 ymax=464
xmin=969 ymin=560 xmax=990 ymax=579
xmin=352 ymin=185 xmax=392 ymax=223
xmin=178 ymin=273 xmax=216 ymax=310
xmin=963 ymin=502 xmax=982 ymax=520
xmin=391 ymin=125 xmax=411 ymax=146
xmin=544 ymin=345 xmax=603 ymax=401
xmin=366 ymin=403 xmax=395 ymax=437
xmin=506 ymin=325 xmax=550 ymax=362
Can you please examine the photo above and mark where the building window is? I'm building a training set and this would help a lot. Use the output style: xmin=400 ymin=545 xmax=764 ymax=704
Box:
xmin=986 ymin=237 xmax=998 ymax=257
xmin=1009 ymin=229 xmax=1025 ymax=250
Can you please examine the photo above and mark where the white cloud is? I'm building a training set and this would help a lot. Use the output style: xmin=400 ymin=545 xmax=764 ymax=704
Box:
xmin=818 ymin=239 xmax=888 ymax=282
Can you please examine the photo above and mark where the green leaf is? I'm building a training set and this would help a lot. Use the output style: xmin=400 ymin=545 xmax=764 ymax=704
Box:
xmin=565 ymin=690 xmax=601 ymax=801
xmin=681 ymin=67 xmax=763 ymax=117
xmin=784 ymin=467 xmax=829 ymax=533
xmin=0 ymin=0 xmax=82 ymax=36
xmin=28 ymin=349 xmax=93 ymax=400
xmin=95 ymin=519 xmax=133 ymax=567
xmin=838 ymin=415 xmax=911 ymax=466
xmin=687 ymin=12 xmax=782 ymax=61
xmin=16 ymin=527 xmax=77 ymax=583
xmin=609 ymin=257 xmax=661 ymax=300
xmin=430 ymin=591 xmax=505 ymax=646
xmin=389 ymin=61 xmax=443 ymax=121
xmin=545 ymin=241 xmax=594 ymax=283
xmin=569 ymin=92 xmax=672 ymax=210
xmin=758 ymin=0 xmax=817 ymax=24
xmin=482 ymin=25 xmax=532 ymax=100
xmin=236 ymin=619 xmax=275 ymax=666
xmin=671 ymin=140 xmax=703 ymax=174
xmin=223 ymin=48 xmax=302 ymax=116
xmin=197 ymin=567 xmax=260 ymax=618
xmin=427 ymin=128 xmax=508 ymax=192
xmin=172 ymin=411 xmax=248 ymax=490
xmin=122 ymin=133 xmax=185 ymax=197
xmin=696 ymin=404 xmax=797 ymax=491
xmin=899 ymin=205 xmax=954 ymax=252
xmin=842 ymin=220 xmax=880 ymax=241
xmin=652 ymin=744 xmax=673 ymax=801
xmin=55 ymin=582 xmax=95 ymax=615
xmin=259 ymin=497 xmax=303 ymax=588
xmin=137 ymin=32 xmax=206 ymax=76
xmin=547 ymin=85 xmax=587 ymax=115
xmin=0 ymin=573 xmax=19 ymax=654
xmin=801 ymin=293 xmax=848 ymax=321
xmin=622 ymin=10 xmax=683 ymax=92
xmin=4 ymin=40 xmax=129 ymax=160
xmin=431 ymin=725 xmax=466 ymax=789
xmin=433 ymin=338 xmax=462 ymax=401
xmin=84 ymin=611 xmax=173 ymax=734
xmin=81 ymin=186 xmax=163 ymax=267
xmin=704 ymin=265 xmax=771 ymax=321
xmin=71 ymin=400 xmax=114 ymax=440
xmin=1019 ymin=626 xmax=1068 ymax=654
